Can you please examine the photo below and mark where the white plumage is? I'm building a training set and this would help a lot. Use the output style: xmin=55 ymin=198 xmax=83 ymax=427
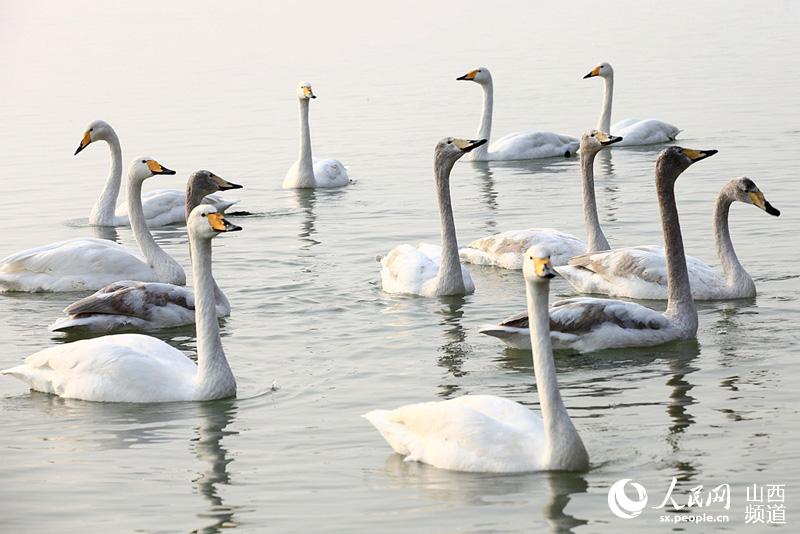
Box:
xmin=114 ymin=188 xmax=237 ymax=228
xmin=459 ymin=228 xmax=585 ymax=269
xmin=380 ymin=243 xmax=475 ymax=297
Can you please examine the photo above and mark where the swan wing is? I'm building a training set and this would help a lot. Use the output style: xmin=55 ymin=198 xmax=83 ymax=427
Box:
xmin=116 ymin=189 xmax=236 ymax=226
xmin=380 ymin=243 xmax=441 ymax=296
xmin=1 ymin=334 xmax=197 ymax=402
xmin=612 ymin=119 xmax=680 ymax=146
xmin=461 ymin=228 xmax=585 ymax=269
xmin=550 ymin=296 xmax=670 ymax=334
xmin=489 ymin=130 xmax=579 ymax=160
xmin=312 ymin=158 xmax=350 ymax=188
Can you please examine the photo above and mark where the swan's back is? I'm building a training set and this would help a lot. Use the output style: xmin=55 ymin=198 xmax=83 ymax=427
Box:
xmin=312 ymin=158 xmax=349 ymax=187
xmin=613 ymin=119 xmax=680 ymax=146
xmin=114 ymin=189 xmax=237 ymax=227
xmin=489 ymin=130 xmax=579 ymax=160
xmin=461 ymin=228 xmax=585 ymax=269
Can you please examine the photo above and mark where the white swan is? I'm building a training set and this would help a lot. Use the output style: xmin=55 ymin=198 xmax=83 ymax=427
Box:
xmin=282 ymin=83 xmax=350 ymax=189
xmin=2 ymin=205 xmax=240 ymax=402
xmin=0 ymin=158 xmax=186 ymax=292
xmin=459 ymin=130 xmax=621 ymax=269
xmin=380 ymin=137 xmax=486 ymax=297
xmin=456 ymin=67 xmax=579 ymax=161
xmin=480 ymin=147 xmax=716 ymax=352
xmin=365 ymin=246 xmax=589 ymax=473
xmin=558 ymin=177 xmax=780 ymax=300
xmin=50 ymin=170 xmax=241 ymax=333
xmin=76 ymin=120 xmax=238 ymax=227
xmin=583 ymin=63 xmax=680 ymax=146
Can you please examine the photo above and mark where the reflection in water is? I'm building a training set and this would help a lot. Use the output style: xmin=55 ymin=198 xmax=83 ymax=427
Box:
xmin=543 ymin=471 xmax=589 ymax=533
xmin=595 ymin=150 xmax=620 ymax=224
xmin=192 ymin=400 xmax=239 ymax=534
xmin=90 ymin=224 xmax=121 ymax=242
xmin=292 ymin=189 xmax=320 ymax=249
xmin=436 ymin=296 xmax=468 ymax=397
xmin=470 ymin=162 xmax=498 ymax=232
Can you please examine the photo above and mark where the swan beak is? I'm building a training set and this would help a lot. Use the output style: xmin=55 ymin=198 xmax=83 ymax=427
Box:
xmin=146 ymin=160 xmax=176 ymax=175
xmin=453 ymin=138 xmax=487 ymax=152
xmin=597 ymin=132 xmax=623 ymax=146
xmin=212 ymin=174 xmax=243 ymax=191
xmin=750 ymin=192 xmax=781 ymax=216
xmin=456 ymin=69 xmax=478 ymax=81
xmin=682 ymin=148 xmax=718 ymax=162
xmin=303 ymin=86 xmax=316 ymax=99
xmin=534 ymin=257 xmax=557 ymax=279
xmin=207 ymin=212 xmax=242 ymax=233
xmin=74 ymin=131 xmax=91 ymax=155
xmin=583 ymin=66 xmax=601 ymax=79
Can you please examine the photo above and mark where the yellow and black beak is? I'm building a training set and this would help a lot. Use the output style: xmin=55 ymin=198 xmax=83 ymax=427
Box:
xmin=74 ymin=131 xmax=92 ymax=155
xmin=456 ymin=69 xmax=478 ymax=81
xmin=681 ymin=148 xmax=718 ymax=163
xmin=534 ymin=257 xmax=557 ymax=279
xmin=146 ymin=160 xmax=176 ymax=175
xmin=452 ymin=138 xmax=487 ymax=152
xmin=749 ymin=191 xmax=781 ymax=217
xmin=597 ymin=132 xmax=623 ymax=146
xmin=211 ymin=174 xmax=243 ymax=191
xmin=303 ymin=86 xmax=316 ymax=99
xmin=207 ymin=212 xmax=242 ymax=233
xmin=583 ymin=65 xmax=601 ymax=79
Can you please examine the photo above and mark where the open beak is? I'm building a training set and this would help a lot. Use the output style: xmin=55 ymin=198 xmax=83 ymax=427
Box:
xmin=453 ymin=138 xmax=487 ymax=152
xmin=682 ymin=148 xmax=718 ymax=162
xmin=146 ymin=160 xmax=176 ymax=175
xmin=74 ymin=131 xmax=91 ymax=155
xmin=583 ymin=66 xmax=601 ymax=79
xmin=212 ymin=174 xmax=243 ymax=191
xmin=208 ymin=212 xmax=242 ymax=232
xmin=750 ymin=192 xmax=781 ymax=217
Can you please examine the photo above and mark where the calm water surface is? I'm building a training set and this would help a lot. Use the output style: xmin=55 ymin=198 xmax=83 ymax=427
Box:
xmin=1 ymin=1 xmax=799 ymax=532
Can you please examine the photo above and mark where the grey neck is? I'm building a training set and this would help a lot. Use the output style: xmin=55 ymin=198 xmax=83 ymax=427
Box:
xmin=468 ymin=81 xmax=493 ymax=161
xmin=657 ymin=168 xmax=697 ymax=333
xmin=89 ymin=130 xmax=123 ymax=226
xmin=580 ymin=149 xmax=610 ymax=252
xmin=713 ymin=185 xmax=753 ymax=292
xmin=434 ymin=158 xmax=465 ymax=295
xmin=597 ymin=75 xmax=614 ymax=133
xmin=190 ymin=236 xmax=236 ymax=400
xmin=526 ymin=279 xmax=588 ymax=470
xmin=296 ymin=98 xmax=316 ymax=187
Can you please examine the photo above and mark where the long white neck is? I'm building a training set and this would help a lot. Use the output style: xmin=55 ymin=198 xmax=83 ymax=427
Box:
xmin=526 ymin=278 xmax=588 ymax=470
xmin=468 ymin=81 xmax=493 ymax=161
xmin=580 ymin=149 xmax=610 ymax=252
xmin=713 ymin=186 xmax=754 ymax=294
xmin=657 ymin=170 xmax=697 ymax=334
xmin=435 ymin=158 xmax=465 ymax=295
xmin=597 ymin=74 xmax=614 ymax=133
xmin=127 ymin=177 xmax=186 ymax=285
xmin=190 ymin=235 xmax=236 ymax=400
xmin=296 ymin=98 xmax=316 ymax=187
xmin=89 ymin=131 xmax=123 ymax=226
xmin=186 ymin=187 xmax=228 ymax=310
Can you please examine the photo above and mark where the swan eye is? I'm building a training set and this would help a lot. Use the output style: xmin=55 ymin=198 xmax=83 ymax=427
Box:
xmin=89 ymin=128 xmax=93 ymax=132
xmin=447 ymin=140 xmax=452 ymax=144
xmin=141 ymin=159 xmax=146 ymax=163
xmin=201 ymin=213 xmax=206 ymax=217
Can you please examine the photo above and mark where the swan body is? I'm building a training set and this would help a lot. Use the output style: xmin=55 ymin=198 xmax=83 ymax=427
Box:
xmin=50 ymin=171 xmax=241 ymax=333
xmin=457 ymin=68 xmax=579 ymax=161
xmin=460 ymin=131 xmax=621 ymax=269
xmin=282 ymin=83 xmax=349 ymax=189
xmin=366 ymin=247 xmax=589 ymax=473
xmin=380 ymin=138 xmax=485 ymax=297
xmin=0 ymin=158 xmax=185 ymax=293
xmin=558 ymin=178 xmax=780 ymax=300
xmin=2 ymin=206 xmax=241 ymax=402
xmin=481 ymin=147 xmax=717 ymax=352
xmin=76 ymin=120 xmax=236 ymax=226
xmin=584 ymin=63 xmax=680 ymax=146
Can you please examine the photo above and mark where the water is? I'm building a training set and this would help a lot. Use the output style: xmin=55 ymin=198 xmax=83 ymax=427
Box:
xmin=1 ymin=1 xmax=799 ymax=532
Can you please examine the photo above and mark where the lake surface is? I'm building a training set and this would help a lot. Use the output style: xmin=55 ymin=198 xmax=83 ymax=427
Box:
xmin=1 ymin=1 xmax=798 ymax=532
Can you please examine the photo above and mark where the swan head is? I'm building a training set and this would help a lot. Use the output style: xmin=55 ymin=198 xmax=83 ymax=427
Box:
xmin=657 ymin=146 xmax=717 ymax=180
xmin=188 ymin=205 xmax=242 ymax=240
xmin=583 ymin=62 xmax=613 ymax=79
xmin=731 ymin=177 xmax=780 ymax=216
xmin=581 ymin=130 xmax=622 ymax=153
xmin=456 ymin=67 xmax=492 ymax=85
xmin=435 ymin=137 xmax=488 ymax=165
xmin=523 ymin=246 xmax=557 ymax=282
xmin=74 ymin=120 xmax=114 ymax=155
xmin=189 ymin=170 xmax=243 ymax=194
xmin=296 ymin=82 xmax=316 ymax=100
xmin=128 ymin=157 xmax=176 ymax=183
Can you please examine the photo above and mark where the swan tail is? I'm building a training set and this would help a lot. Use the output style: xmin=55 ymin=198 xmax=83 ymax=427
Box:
xmin=479 ymin=324 xmax=531 ymax=349
xmin=362 ymin=410 xmax=413 ymax=456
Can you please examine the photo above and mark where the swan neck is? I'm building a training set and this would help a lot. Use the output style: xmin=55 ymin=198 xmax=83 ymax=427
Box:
xmin=190 ymin=235 xmax=235 ymax=399
xmin=713 ymin=188 xmax=750 ymax=289
xmin=435 ymin=158 xmax=465 ymax=295
xmin=657 ymin=172 xmax=697 ymax=330
xmin=580 ymin=150 xmax=610 ymax=251
xmin=89 ymin=131 xmax=123 ymax=225
xmin=297 ymin=98 xmax=315 ymax=186
xmin=470 ymin=81 xmax=493 ymax=160
xmin=598 ymin=75 xmax=613 ymax=133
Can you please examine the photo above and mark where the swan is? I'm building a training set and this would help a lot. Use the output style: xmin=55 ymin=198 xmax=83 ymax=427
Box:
xmin=459 ymin=130 xmax=621 ymax=269
xmin=0 ymin=158 xmax=186 ymax=292
xmin=1 ymin=205 xmax=240 ymax=402
xmin=76 ymin=120 xmax=238 ymax=226
xmin=557 ymin=177 xmax=780 ymax=300
xmin=583 ymin=63 xmax=680 ymax=146
xmin=480 ymin=146 xmax=716 ymax=352
xmin=282 ymin=82 xmax=350 ymax=189
xmin=364 ymin=246 xmax=589 ymax=473
xmin=50 ymin=170 xmax=242 ymax=333
xmin=380 ymin=137 xmax=486 ymax=297
xmin=456 ymin=67 xmax=579 ymax=161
